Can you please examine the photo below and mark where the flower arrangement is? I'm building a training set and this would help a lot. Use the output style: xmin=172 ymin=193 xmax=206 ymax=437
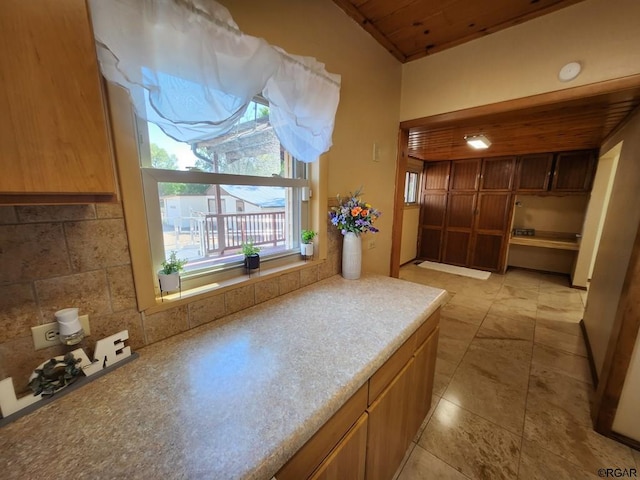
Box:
xmin=329 ymin=188 xmax=381 ymax=235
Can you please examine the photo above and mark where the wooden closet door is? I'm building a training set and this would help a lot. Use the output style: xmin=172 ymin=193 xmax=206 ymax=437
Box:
xmin=442 ymin=159 xmax=480 ymax=266
xmin=419 ymin=162 xmax=450 ymax=261
xmin=420 ymin=193 xmax=447 ymax=261
xmin=443 ymin=193 xmax=476 ymax=266
xmin=470 ymin=193 xmax=512 ymax=271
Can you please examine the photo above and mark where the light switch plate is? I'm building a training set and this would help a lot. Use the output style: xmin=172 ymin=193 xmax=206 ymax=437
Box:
xmin=31 ymin=315 xmax=91 ymax=351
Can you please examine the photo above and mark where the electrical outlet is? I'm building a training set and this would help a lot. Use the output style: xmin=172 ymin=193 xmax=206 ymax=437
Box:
xmin=31 ymin=315 xmax=91 ymax=351
xmin=367 ymin=239 xmax=376 ymax=249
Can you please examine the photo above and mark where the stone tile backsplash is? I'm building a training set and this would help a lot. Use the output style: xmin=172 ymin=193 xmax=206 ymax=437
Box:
xmin=0 ymin=204 xmax=342 ymax=397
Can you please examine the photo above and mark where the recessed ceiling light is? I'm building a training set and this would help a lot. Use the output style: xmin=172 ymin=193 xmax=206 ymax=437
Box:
xmin=464 ymin=134 xmax=491 ymax=149
xmin=559 ymin=61 xmax=582 ymax=82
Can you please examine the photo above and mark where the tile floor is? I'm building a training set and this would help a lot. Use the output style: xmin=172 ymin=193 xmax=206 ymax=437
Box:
xmin=394 ymin=264 xmax=638 ymax=480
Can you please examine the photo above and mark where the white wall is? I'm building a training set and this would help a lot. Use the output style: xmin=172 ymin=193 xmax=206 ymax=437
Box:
xmin=583 ymin=108 xmax=640 ymax=378
xmin=573 ymin=144 xmax=621 ymax=288
xmin=400 ymin=207 xmax=420 ymax=265
xmin=400 ymin=0 xmax=640 ymax=120
xmin=217 ymin=0 xmax=402 ymax=275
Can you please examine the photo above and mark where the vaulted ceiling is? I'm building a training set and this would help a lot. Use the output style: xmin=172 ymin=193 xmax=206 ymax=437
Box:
xmin=332 ymin=0 xmax=586 ymax=63
xmin=332 ymin=0 xmax=640 ymax=161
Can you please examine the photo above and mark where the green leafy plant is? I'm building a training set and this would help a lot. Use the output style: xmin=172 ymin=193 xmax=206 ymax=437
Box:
xmin=160 ymin=250 xmax=188 ymax=274
xmin=28 ymin=353 xmax=83 ymax=398
xmin=301 ymin=229 xmax=317 ymax=244
xmin=241 ymin=241 xmax=261 ymax=256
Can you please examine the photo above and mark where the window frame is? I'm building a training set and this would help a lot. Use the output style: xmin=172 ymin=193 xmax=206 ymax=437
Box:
xmin=136 ymin=115 xmax=310 ymax=293
xmin=404 ymin=171 xmax=419 ymax=205
xmin=106 ymin=82 xmax=325 ymax=312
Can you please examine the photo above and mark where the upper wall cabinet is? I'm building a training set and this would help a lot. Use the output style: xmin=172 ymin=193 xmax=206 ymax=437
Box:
xmin=515 ymin=154 xmax=554 ymax=192
xmin=480 ymin=156 xmax=516 ymax=191
xmin=515 ymin=150 xmax=596 ymax=194
xmin=0 ymin=0 xmax=117 ymax=204
xmin=552 ymin=151 xmax=597 ymax=192
xmin=449 ymin=159 xmax=480 ymax=191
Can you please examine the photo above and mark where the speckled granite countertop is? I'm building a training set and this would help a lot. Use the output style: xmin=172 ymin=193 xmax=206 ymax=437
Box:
xmin=0 ymin=274 xmax=446 ymax=480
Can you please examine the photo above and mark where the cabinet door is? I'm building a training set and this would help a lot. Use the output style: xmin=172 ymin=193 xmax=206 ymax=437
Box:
xmin=552 ymin=151 xmax=596 ymax=192
xmin=0 ymin=0 xmax=116 ymax=199
xmin=449 ymin=159 xmax=481 ymax=191
xmin=423 ymin=161 xmax=451 ymax=191
xmin=515 ymin=154 xmax=553 ymax=192
xmin=309 ymin=414 xmax=368 ymax=480
xmin=366 ymin=359 xmax=414 ymax=480
xmin=419 ymin=193 xmax=447 ymax=261
xmin=277 ymin=385 xmax=367 ymax=480
xmin=442 ymin=193 xmax=476 ymax=266
xmin=470 ymin=193 xmax=512 ymax=271
xmin=480 ymin=157 xmax=516 ymax=191
xmin=408 ymin=328 xmax=439 ymax=437
xmin=419 ymin=162 xmax=450 ymax=261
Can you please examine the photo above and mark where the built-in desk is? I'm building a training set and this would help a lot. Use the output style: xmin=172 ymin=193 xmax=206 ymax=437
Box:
xmin=507 ymin=231 xmax=581 ymax=275
xmin=509 ymin=232 xmax=580 ymax=251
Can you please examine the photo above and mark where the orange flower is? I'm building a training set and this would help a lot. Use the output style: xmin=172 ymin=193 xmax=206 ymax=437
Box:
xmin=351 ymin=206 xmax=362 ymax=216
xmin=360 ymin=209 xmax=369 ymax=216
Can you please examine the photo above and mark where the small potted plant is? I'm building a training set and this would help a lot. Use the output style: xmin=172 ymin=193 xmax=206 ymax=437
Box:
xmin=158 ymin=250 xmax=187 ymax=292
xmin=242 ymin=241 xmax=261 ymax=271
xmin=301 ymin=229 xmax=316 ymax=258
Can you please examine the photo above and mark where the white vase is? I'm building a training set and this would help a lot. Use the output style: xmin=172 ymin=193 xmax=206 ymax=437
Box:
xmin=342 ymin=232 xmax=362 ymax=280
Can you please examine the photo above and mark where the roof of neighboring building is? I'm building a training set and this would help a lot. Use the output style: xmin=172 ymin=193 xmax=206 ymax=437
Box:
xmin=221 ymin=185 xmax=285 ymax=208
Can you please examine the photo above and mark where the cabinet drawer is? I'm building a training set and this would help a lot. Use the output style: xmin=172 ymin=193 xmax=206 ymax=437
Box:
xmin=368 ymin=333 xmax=416 ymax=404
xmin=415 ymin=309 xmax=440 ymax=348
xmin=277 ymin=383 xmax=368 ymax=480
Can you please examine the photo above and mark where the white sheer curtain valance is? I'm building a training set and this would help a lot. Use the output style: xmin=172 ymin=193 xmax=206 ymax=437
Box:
xmin=88 ymin=0 xmax=341 ymax=162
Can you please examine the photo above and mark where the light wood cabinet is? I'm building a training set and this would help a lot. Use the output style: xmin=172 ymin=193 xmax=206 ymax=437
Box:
xmin=0 ymin=0 xmax=117 ymax=204
xmin=277 ymin=384 xmax=368 ymax=480
xmin=409 ymin=329 xmax=438 ymax=433
xmin=366 ymin=359 xmax=415 ymax=480
xmin=365 ymin=311 xmax=440 ymax=480
xmin=276 ymin=309 xmax=441 ymax=480
xmin=309 ymin=414 xmax=368 ymax=480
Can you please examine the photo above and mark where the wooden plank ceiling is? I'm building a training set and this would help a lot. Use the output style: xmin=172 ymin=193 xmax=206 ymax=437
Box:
xmin=332 ymin=0 xmax=586 ymax=63
xmin=406 ymin=88 xmax=640 ymax=161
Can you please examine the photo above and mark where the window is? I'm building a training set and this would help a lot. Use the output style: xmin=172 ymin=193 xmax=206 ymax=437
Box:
xmin=137 ymin=100 xmax=310 ymax=289
xmin=404 ymin=171 xmax=419 ymax=204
